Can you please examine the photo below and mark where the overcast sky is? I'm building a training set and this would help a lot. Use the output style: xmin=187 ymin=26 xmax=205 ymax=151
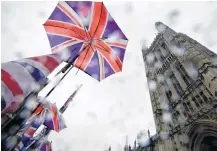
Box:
xmin=1 ymin=1 xmax=217 ymax=151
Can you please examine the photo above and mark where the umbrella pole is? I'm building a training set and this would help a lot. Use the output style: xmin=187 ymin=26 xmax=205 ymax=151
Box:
xmin=4 ymin=45 xmax=87 ymax=150
xmin=1 ymin=60 xmax=75 ymax=131
xmin=7 ymin=64 xmax=74 ymax=151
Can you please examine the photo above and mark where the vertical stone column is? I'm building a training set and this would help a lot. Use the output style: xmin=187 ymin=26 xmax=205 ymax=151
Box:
xmin=159 ymin=46 xmax=168 ymax=57
xmin=202 ymin=68 xmax=217 ymax=97
xmin=164 ymin=70 xmax=179 ymax=101
xmin=172 ymin=65 xmax=187 ymax=90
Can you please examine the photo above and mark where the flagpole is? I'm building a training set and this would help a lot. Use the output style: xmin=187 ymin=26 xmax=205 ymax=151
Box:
xmin=25 ymin=85 xmax=83 ymax=151
xmin=4 ymin=44 xmax=89 ymax=151
xmin=1 ymin=47 xmax=80 ymax=131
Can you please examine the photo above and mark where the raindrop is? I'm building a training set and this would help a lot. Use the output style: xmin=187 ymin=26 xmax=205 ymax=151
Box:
xmin=156 ymin=22 xmax=167 ymax=33
xmin=59 ymin=48 xmax=71 ymax=61
xmin=15 ymin=51 xmax=23 ymax=59
xmin=168 ymin=9 xmax=180 ymax=25
xmin=5 ymin=136 xmax=18 ymax=149
xmin=172 ymin=92 xmax=179 ymax=101
xmin=31 ymin=83 xmax=41 ymax=93
xmin=107 ymin=31 xmax=120 ymax=42
xmin=125 ymin=2 xmax=133 ymax=13
xmin=91 ymin=73 xmax=99 ymax=80
xmin=20 ymin=109 xmax=31 ymax=119
xmin=88 ymin=59 xmax=98 ymax=68
xmin=112 ymin=48 xmax=121 ymax=58
xmin=170 ymin=45 xmax=185 ymax=56
xmin=211 ymin=57 xmax=217 ymax=65
xmin=177 ymin=115 xmax=186 ymax=124
xmin=87 ymin=111 xmax=97 ymax=119
xmin=104 ymin=66 xmax=110 ymax=75
xmin=159 ymin=131 xmax=169 ymax=140
xmin=177 ymin=104 xmax=185 ymax=112
xmin=25 ymin=64 xmax=34 ymax=73
xmin=162 ymin=112 xmax=172 ymax=123
xmin=157 ymin=74 xmax=165 ymax=83
xmin=81 ymin=15 xmax=91 ymax=26
xmin=9 ymin=125 xmax=20 ymax=135
xmin=25 ymin=99 xmax=37 ymax=110
xmin=184 ymin=62 xmax=198 ymax=80
xmin=155 ymin=61 xmax=162 ymax=69
xmin=161 ymin=102 xmax=169 ymax=111
xmin=39 ymin=56 xmax=47 ymax=64
xmin=192 ymin=24 xmax=201 ymax=32
xmin=45 ymin=111 xmax=52 ymax=121
xmin=1 ymin=132 xmax=7 ymax=140
xmin=38 ymin=11 xmax=45 ymax=17
xmin=146 ymin=53 xmax=154 ymax=63
xmin=148 ymin=80 xmax=157 ymax=91
xmin=179 ymin=134 xmax=189 ymax=144
xmin=137 ymin=130 xmax=149 ymax=147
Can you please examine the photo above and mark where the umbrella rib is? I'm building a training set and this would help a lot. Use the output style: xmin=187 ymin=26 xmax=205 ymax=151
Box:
xmin=45 ymin=25 xmax=85 ymax=40
xmin=91 ymin=3 xmax=103 ymax=38
xmin=75 ymin=43 xmax=92 ymax=75
xmin=61 ymin=2 xmax=91 ymax=40
xmin=94 ymin=43 xmax=122 ymax=71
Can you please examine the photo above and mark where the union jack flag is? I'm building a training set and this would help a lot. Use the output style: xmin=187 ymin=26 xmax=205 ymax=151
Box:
xmin=1 ymin=53 xmax=62 ymax=114
xmin=44 ymin=1 xmax=128 ymax=81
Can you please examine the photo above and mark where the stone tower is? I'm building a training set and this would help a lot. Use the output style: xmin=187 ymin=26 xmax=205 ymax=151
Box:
xmin=141 ymin=22 xmax=217 ymax=151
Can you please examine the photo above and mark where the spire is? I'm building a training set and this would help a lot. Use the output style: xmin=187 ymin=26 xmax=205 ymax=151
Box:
xmin=124 ymin=136 xmax=129 ymax=151
xmin=109 ymin=145 xmax=111 ymax=151
xmin=133 ymin=139 xmax=137 ymax=150
xmin=147 ymin=129 xmax=151 ymax=139
xmin=155 ymin=21 xmax=177 ymax=43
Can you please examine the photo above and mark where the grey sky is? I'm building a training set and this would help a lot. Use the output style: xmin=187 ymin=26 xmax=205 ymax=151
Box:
xmin=1 ymin=1 xmax=217 ymax=151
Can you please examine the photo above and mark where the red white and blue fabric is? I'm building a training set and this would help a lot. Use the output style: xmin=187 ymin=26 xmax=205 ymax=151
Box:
xmin=39 ymin=141 xmax=53 ymax=151
xmin=1 ymin=54 xmax=62 ymax=114
xmin=31 ymin=140 xmax=53 ymax=151
xmin=43 ymin=103 xmax=66 ymax=132
xmin=60 ymin=84 xmax=82 ymax=112
xmin=14 ymin=122 xmax=40 ymax=151
xmin=44 ymin=1 xmax=128 ymax=81
xmin=15 ymin=136 xmax=52 ymax=151
xmin=14 ymin=103 xmax=53 ymax=151
xmin=13 ymin=104 xmax=46 ymax=151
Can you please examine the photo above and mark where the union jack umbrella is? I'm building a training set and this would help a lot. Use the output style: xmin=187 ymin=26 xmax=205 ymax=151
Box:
xmin=4 ymin=103 xmax=46 ymax=150
xmin=13 ymin=85 xmax=82 ymax=151
xmin=43 ymin=102 xmax=66 ymax=133
xmin=44 ymin=1 xmax=128 ymax=81
xmin=35 ymin=140 xmax=53 ymax=151
xmin=59 ymin=84 xmax=82 ymax=113
xmin=12 ymin=101 xmax=65 ymax=151
xmin=1 ymin=53 xmax=62 ymax=114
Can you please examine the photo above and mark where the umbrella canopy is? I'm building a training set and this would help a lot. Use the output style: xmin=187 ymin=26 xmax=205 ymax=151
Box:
xmin=43 ymin=102 xmax=66 ymax=132
xmin=44 ymin=1 xmax=128 ymax=81
xmin=1 ymin=53 xmax=62 ymax=114
xmin=35 ymin=140 xmax=53 ymax=151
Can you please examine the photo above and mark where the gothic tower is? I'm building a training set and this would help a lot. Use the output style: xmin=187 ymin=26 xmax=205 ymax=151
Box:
xmin=141 ymin=22 xmax=217 ymax=151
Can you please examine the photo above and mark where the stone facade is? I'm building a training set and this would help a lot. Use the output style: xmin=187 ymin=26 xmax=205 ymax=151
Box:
xmin=140 ymin=22 xmax=217 ymax=151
